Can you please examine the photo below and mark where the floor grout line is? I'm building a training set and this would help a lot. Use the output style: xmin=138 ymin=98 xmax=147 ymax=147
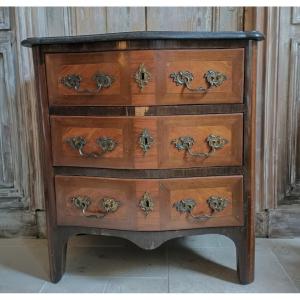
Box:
xmin=269 ymin=246 xmax=299 ymax=292
xmin=38 ymin=281 xmax=47 ymax=293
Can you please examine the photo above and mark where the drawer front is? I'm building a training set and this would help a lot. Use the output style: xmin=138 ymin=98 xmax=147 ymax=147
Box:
xmin=55 ymin=175 xmax=243 ymax=231
xmin=46 ymin=52 xmax=130 ymax=106
xmin=46 ymin=49 xmax=243 ymax=106
xmin=51 ymin=114 xmax=243 ymax=169
xmin=157 ymin=49 xmax=244 ymax=105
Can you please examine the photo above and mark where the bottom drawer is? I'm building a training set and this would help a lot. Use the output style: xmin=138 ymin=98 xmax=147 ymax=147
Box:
xmin=55 ymin=175 xmax=244 ymax=231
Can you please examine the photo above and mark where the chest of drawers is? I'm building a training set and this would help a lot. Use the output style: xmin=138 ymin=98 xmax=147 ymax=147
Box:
xmin=22 ymin=31 xmax=264 ymax=284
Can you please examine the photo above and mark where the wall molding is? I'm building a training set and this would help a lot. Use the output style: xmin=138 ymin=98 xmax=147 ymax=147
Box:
xmin=0 ymin=8 xmax=10 ymax=30
xmin=292 ymin=7 xmax=300 ymax=24
xmin=287 ymin=38 xmax=300 ymax=190
xmin=0 ymin=36 xmax=24 ymax=206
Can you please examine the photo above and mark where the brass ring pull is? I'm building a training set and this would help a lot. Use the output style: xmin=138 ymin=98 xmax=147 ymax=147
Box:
xmin=72 ymin=196 xmax=120 ymax=219
xmin=170 ymin=70 xmax=226 ymax=93
xmin=171 ymin=134 xmax=228 ymax=158
xmin=173 ymin=196 xmax=228 ymax=222
xmin=60 ymin=73 xmax=114 ymax=93
xmin=66 ymin=136 xmax=117 ymax=158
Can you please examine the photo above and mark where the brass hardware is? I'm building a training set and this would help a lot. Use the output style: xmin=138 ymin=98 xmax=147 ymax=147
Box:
xmin=204 ymin=70 xmax=227 ymax=87
xmin=171 ymin=134 xmax=228 ymax=158
xmin=173 ymin=196 xmax=228 ymax=222
xmin=93 ymin=73 xmax=114 ymax=90
xmin=139 ymin=192 xmax=154 ymax=216
xmin=72 ymin=196 xmax=120 ymax=219
xmin=173 ymin=198 xmax=196 ymax=213
xmin=139 ymin=128 xmax=154 ymax=154
xmin=135 ymin=64 xmax=151 ymax=91
xmin=102 ymin=197 xmax=121 ymax=213
xmin=60 ymin=73 xmax=114 ymax=93
xmin=60 ymin=74 xmax=81 ymax=90
xmin=207 ymin=196 xmax=228 ymax=212
xmin=66 ymin=136 xmax=117 ymax=158
xmin=170 ymin=69 xmax=226 ymax=92
xmin=72 ymin=196 xmax=90 ymax=213
xmin=96 ymin=137 xmax=118 ymax=153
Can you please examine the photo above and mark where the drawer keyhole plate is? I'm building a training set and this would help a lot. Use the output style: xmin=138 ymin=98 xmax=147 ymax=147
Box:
xmin=139 ymin=128 xmax=154 ymax=154
xmin=139 ymin=192 xmax=154 ymax=216
xmin=135 ymin=63 xmax=151 ymax=91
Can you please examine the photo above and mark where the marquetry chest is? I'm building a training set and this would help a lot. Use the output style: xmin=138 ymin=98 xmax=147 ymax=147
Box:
xmin=22 ymin=31 xmax=264 ymax=284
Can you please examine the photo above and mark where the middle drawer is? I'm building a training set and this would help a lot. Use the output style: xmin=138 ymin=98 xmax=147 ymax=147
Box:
xmin=51 ymin=114 xmax=243 ymax=169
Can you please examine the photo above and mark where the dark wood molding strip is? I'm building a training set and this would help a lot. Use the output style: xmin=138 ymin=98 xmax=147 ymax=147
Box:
xmin=22 ymin=31 xmax=264 ymax=47
xmin=56 ymin=225 xmax=246 ymax=250
xmin=54 ymin=166 xmax=244 ymax=179
xmin=49 ymin=104 xmax=246 ymax=116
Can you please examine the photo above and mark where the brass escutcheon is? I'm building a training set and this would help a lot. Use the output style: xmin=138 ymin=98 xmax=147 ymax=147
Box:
xmin=135 ymin=64 xmax=151 ymax=91
xmin=139 ymin=192 xmax=154 ymax=216
xmin=139 ymin=128 xmax=154 ymax=154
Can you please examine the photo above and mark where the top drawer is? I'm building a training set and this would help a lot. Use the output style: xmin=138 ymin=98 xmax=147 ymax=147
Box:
xmin=45 ymin=49 xmax=244 ymax=107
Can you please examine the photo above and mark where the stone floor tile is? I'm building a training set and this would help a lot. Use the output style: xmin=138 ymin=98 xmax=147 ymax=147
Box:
xmin=168 ymin=244 xmax=298 ymax=292
xmin=103 ymin=277 xmax=168 ymax=293
xmin=293 ymin=280 xmax=300 ymax=292
xmin=216 ymin=235 xmax=236 ymax=248
xmin=0 ymin=237 xmax=299 ymax=293
xmin=0 ymin=237 xmax=46 ymax=248
xmin=270 ymin=238 xmax=300 ymax=281
xmin=65 ymin=245 xmax=168 ymax=278
xmin=40 ymin=275 xmax=107 ymax=293
xmin=0 ymin=241 xmax=48 ymax=292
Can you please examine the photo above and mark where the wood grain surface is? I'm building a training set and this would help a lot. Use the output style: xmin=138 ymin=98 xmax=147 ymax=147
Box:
xmin=51 ymin=114 xmax=243 ymax=169
xmin=55 ymin=175 xmax=243 ymax=231
xmin=46 ymin=48 xmax=244 ymax=106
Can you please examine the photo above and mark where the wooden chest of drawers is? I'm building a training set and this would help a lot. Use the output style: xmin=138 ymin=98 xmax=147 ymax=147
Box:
xmin=22 ymin=31 xmax=264 ymax=284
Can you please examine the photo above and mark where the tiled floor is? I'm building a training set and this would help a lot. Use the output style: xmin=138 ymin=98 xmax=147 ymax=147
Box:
xmin=0 ymin=235 xmax=299 ymax=293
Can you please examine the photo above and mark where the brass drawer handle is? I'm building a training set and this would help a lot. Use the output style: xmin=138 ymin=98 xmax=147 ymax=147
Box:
xmin=170 ymin=70 xmax=226 ymax=92
xmin=66 ymin=136 xmax=117 ymax=158
xmin=72 ymin=196 xmax=120 ymax=219
xmin=173 ymin=196 xmax=228 ymax=222
xmin=60 ymin=73 xmax=114 ymax=93
xmin=171 ymin=134 xmax=228 ymax=158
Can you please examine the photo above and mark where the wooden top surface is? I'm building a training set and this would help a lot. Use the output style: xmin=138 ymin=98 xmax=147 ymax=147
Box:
xmin=21 ymin=31 xmax=264 ymax=47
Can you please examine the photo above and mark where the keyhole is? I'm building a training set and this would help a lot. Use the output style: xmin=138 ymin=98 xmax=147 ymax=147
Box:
xmin=144 ymin=137 xmax=148 ymax=145
xmin=141 ymin=72 xmax=145 ymax=81
xmin=145 ymin=200 xmax=150 ymax=207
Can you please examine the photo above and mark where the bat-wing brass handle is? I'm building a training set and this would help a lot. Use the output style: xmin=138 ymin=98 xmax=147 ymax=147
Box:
xmin=171 ymin=134 xmax=228 ymax=158
xmin=60 ymin=73 xmax=114 ymax=93
xmin=65 ymin=136 xmax=117 ymax=158
xmin=170 ymin=70 xmax=226 ymax=92
xmin=72 ymin=196 xmax=120 ymax=219
xmin=173 ymin=196 xmax=228 ymax=222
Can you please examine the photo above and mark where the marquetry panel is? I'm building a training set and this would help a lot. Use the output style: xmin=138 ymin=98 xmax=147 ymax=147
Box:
xmin=55 ymin=175 xmax=243 ymax=231
xmin=51 ymin=114 xmax=243 ymax=169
